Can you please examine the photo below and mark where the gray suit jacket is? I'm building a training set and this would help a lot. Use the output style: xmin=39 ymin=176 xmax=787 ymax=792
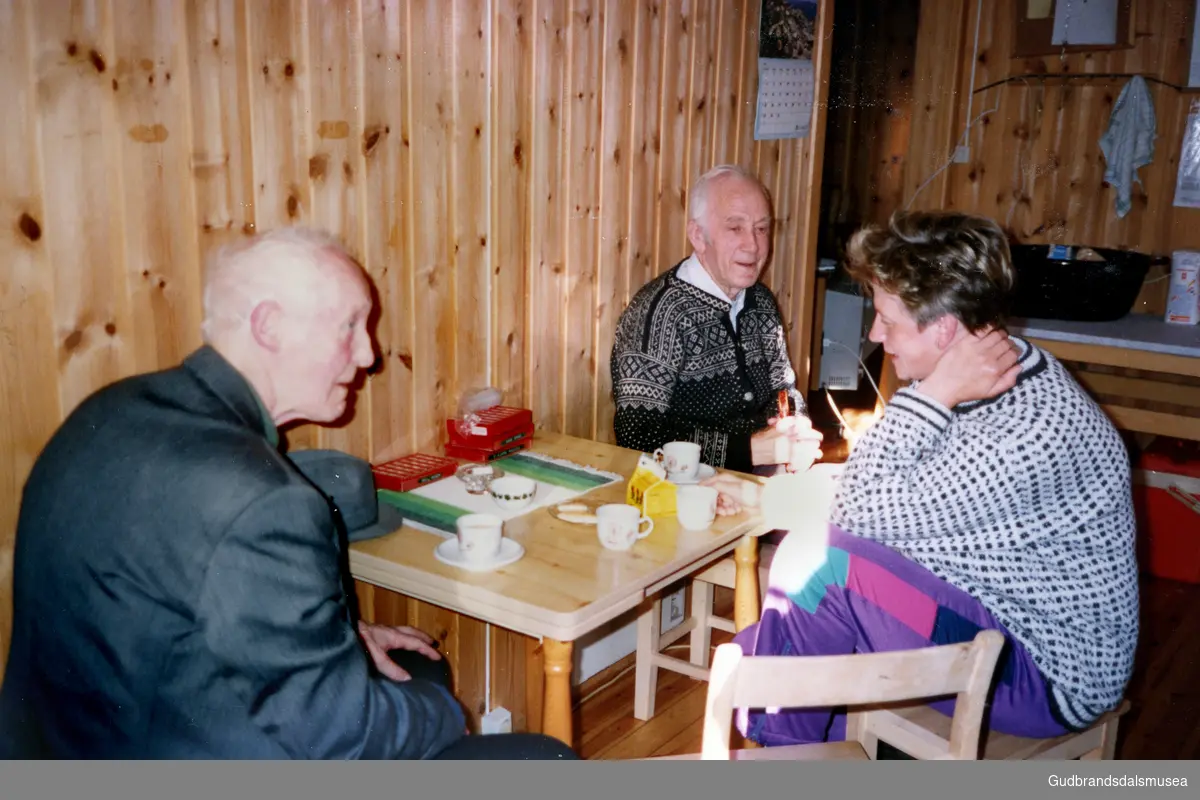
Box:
xmin=0 ymin=346 xmax=466 ymax=758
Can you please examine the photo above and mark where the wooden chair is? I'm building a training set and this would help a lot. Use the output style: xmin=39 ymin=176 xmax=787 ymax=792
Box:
xmin=860 ymin=697 xmax=1131 ymax=761
xmin=650 ymin=629 xmax=1006 ymax=760
xmin=633 ymin=541 xmax=778 ymax=720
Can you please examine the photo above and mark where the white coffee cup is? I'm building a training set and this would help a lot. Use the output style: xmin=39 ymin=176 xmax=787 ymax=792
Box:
xmin=654 ymin=441 xmax=701 ymax=481
xmin=456 ymin=513 xmax=503 ymax=562
xmin=676 ymin=485 xmax=718 ymax=531
xmin=596 ymin=504 xmax=655 ymax=551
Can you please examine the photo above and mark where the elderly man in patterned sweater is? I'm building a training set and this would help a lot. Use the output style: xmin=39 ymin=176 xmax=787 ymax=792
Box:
xmin=707 ymin=211 xmax=1139 ymax=746
xmin=611 ymin=164 xmax=823 ymax=475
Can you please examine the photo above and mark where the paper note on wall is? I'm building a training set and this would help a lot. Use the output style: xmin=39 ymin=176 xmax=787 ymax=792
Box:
xmin=754 ymin=57 xmax=813 ymax=141
xmin=1051 ymin=0 xmax=1118 ymax=45
xmin=1190 ymin=0 xmax=1200 ymax=88
xmin=1026 ymin=0 xmax=1052 ymax=20
xmin=1175 ymin=99 xmax=1200 ymax=209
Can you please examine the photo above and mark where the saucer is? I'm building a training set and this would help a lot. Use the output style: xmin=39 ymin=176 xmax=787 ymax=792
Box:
xmin=669 ymin=463 xmax=716 ymax=485
xmin=434 ymin=537 xmax=525 ymax=572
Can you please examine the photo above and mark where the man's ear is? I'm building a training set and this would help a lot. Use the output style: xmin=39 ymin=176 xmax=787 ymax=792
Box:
xmin=686 ymin=219 xmax=708 ymax=255
xmin=249 ymin=300 xmax=285 ymax=353
xmin=933 ymin=315 xmax=961 ymax=350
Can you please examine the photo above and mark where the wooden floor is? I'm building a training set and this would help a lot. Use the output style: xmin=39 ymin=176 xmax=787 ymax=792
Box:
xmin=572 ymin=575 xmax=1200 ymax=760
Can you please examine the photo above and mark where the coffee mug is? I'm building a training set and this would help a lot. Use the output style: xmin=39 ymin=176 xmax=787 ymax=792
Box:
xmin=596 ymin=504 xmax=655 ymax=551
xmin=654 ymin=441 xmax=701 ymax=481
xmin=456 ymin=513 xmax=503 ymax=562
xmin=675 ymin=485 xmax=718 ymax=531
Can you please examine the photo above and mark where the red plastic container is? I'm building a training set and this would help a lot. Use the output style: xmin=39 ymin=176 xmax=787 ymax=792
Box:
xmin=1133 ymin=438 xmax=1200 ymax=584
xmin=446 ymin=420 xmax=535 ymax=452
xmin=443 ymin=439 xmax=531 ymax=463
xmin=372 ymin=453 xmax=460 ymax=493
xmin=446 ymin=406 xmax=534 ymax=440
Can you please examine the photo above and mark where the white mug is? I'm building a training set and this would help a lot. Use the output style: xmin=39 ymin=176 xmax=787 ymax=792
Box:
xmin=596 ymin=504 xmax=654 ymax=551
xmin=456 ymin=513 xmax=503 ymax=562
xmin=654 ymin=441 xmax=701 ymax=481
xmin=676 ymin=485 xmax=718 ymax=531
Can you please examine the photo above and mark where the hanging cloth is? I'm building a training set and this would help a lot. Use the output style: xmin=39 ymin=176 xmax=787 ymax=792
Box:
xmin=1099 ymin=75 xmax=1157 ymax=218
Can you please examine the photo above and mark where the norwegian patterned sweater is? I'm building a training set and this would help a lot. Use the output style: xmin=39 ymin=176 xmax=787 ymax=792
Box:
xmin=831 ymin=337 xmax=1139 ymax=729
xmin=611 ymin=261 xmax=807 ymax=474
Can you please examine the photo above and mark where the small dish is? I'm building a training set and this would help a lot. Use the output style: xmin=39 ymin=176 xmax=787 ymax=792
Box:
xmin=488 ymin=475 xmax=537 ymax=511
xmin=669 ymin=463 xmax=716 ymax=485
xmin=456 ymin=463 xmax=504 ymax=494
xmin=434 ymin=537 xmax=525 ymax=572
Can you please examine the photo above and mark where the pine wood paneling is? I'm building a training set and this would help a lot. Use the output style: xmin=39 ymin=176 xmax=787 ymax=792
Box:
xmin=902 ymin=0 xmax=1200 ymax=255
xmin=0 ymin=0 xmax=58 ymax=684
xmin=0 ymin=0 xmax=830 ymax=694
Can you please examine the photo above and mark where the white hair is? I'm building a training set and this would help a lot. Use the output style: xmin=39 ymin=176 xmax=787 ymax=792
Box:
xmin=687 ymin=164 xmax=772 ymax=231
xmin=200 ymin=226 xmax=350 ymax=342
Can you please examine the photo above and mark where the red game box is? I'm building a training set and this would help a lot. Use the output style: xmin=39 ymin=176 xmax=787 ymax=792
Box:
xmin=443 ymin=439 xmax=531 ymax=463
xmin=447 ymin=406 xmax=534 ymax=439
xmin=372 ymin=453 xmax=460 ymax=493
xmin=446 ymin=420 xmax=535 ymax=452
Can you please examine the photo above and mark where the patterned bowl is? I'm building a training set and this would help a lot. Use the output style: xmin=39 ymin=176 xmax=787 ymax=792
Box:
xmin=488 ymin=475 xmax=537 ymax=511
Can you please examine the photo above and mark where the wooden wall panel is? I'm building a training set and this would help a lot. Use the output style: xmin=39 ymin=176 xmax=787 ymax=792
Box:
xmin=0 ymin=0 xmax=58 ymax=687
xmin=564 ymin=0 xmax=603 ymax=441
xmin=902 ymin=0 xmax=1200 ymax=255
xmin=113 ymin=0 xmax=203 ymax=375
xmin=491 ymin=0 xmax=533 ymax=411
xmin=361 ymin=0 xmax=412 ymax=463
xmin=0 ymin=0 xmax=830 ymax=695
xmin=528 ymin=0 xmax=570 ymax=435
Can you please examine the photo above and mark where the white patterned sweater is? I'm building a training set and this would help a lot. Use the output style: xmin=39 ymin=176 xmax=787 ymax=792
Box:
xmin=831 ymin=337 xmax=1139 ymax=729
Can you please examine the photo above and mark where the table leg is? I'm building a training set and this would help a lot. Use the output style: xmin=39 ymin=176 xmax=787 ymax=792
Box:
xmin=542 ymin=638 xmax=574 ymax=747
xmin=733 ymin=535 xmax=760 ymax=632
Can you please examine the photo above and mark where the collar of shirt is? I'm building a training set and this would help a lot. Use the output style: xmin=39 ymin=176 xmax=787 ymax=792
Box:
xmin=677 ymin=253 xmax=746 ymax=331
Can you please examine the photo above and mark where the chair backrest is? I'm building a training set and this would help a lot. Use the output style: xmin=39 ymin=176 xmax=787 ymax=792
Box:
xmin=701 ymin=629 xmax=1006 ymax=760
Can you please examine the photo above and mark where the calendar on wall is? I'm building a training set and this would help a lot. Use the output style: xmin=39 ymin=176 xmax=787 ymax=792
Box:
xmin=754 ymin=57 xmax=814 ymax=141
xmin=754 ymin=0 xmax=818 ymax=141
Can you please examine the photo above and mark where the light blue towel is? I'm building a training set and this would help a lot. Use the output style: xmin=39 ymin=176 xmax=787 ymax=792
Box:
xmin=1099 ymin=75 xmax=1157 ymax=218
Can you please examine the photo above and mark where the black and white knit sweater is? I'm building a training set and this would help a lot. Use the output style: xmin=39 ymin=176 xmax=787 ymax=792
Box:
xmin=832 ymin=337 xmax=1138 ymax=729
xmin=611 ymin=260 xmax=807 ymax=474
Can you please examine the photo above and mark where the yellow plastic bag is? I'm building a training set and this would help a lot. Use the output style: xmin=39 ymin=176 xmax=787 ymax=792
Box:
xmin=626 ymin=453 xmax=677 ymax=518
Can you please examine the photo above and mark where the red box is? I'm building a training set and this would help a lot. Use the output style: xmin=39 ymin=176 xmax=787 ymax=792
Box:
xmin=447 ymin=420 xmax=535 ymax=451
xmin=443 ymin=439 xmax=531 ymax=463
xmin=372 ymin=453 xmax=460 ymax=493
xmin=446 ymin=406 xmax=534 ymax=440
xmin=1133 ymin=438 xmax=1200 ymax=584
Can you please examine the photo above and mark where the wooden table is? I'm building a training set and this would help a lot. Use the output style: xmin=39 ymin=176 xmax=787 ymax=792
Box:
xmin=1010 ymin=314 xmax=1200 ymax=441
xmin=348 ymin=432 xmax=770 ymax=747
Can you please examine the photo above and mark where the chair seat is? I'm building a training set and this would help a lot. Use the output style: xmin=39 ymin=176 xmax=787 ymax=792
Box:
xmin=866 ymin=700 xmax=1131 ymax=760
xmin=646 ymin=741 xmax=871 ymax=761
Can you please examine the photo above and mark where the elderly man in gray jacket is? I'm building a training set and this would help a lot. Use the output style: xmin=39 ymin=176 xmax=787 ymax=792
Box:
xmin=0 ymin=227 xmax=575 ymax=760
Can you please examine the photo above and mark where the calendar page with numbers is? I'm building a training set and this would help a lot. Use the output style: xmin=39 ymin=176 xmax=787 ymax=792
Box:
xmin=754 ymin=57 xmax=814 ymax=141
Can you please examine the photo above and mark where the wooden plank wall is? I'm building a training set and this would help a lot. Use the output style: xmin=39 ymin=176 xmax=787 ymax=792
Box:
xmin=904 ymin=0 xmax=1200 ymax=254
xmin=0 ymin=0 xmax=833 ymax=701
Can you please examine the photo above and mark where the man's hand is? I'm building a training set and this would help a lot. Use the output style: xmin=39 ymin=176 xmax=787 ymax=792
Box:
xmin=701 ymin=473 xmax=763 ymax=517
xmin=918 ymin=329 xmax=1021 ymax=409
xmin=357 ymin=620 xmax=441 ymax=682
xmin=750 ymin=415 xmax=824 ymax=471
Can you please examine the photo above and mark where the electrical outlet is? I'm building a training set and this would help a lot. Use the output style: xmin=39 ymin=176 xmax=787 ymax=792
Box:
xmin=952 ymin=145 xmax=970 ymax=164
xmin=661 ymin=586 xmax=686 ymax=631
xmin=481 ymin=706 xmax=512 ymax=735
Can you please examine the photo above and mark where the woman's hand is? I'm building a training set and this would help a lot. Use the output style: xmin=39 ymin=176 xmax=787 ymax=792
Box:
xmin=701 ymin=473 xmax=763 ymax=516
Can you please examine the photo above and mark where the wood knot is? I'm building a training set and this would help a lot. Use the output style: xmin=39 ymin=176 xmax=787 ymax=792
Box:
xmin=18 ymin=212 xmax=41 ymax=242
